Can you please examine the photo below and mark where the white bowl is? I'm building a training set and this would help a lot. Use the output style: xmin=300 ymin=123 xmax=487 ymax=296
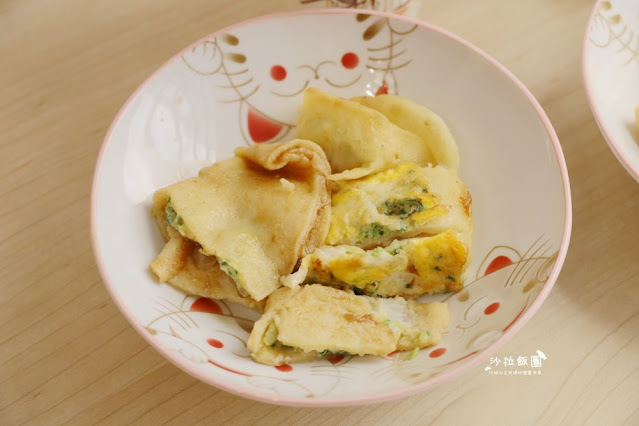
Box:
xmin=91 ymin=9 xmax=571 ymax=406
xmin=584 ymin=0 xmax=639 ymax=182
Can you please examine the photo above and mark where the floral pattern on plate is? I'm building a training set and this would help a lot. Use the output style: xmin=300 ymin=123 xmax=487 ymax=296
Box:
xmin=181 ymin=14 xmax=417 ymax=145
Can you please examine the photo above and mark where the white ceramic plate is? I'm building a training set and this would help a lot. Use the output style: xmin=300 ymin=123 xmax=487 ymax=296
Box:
xmin=584 ymin=0 xmax=639 ymax=182
xmin=92 ymin=9 xmax=571 ymax=406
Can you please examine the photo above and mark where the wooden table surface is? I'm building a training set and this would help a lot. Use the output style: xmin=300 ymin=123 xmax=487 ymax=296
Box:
xmin=3 ymin=0 xmax=639 ymax=424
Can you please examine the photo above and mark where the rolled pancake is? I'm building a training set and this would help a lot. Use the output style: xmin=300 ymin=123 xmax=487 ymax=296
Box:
xmin=248 ymin=285 xmax=449 ymax=365
xmin=294 ymin=88 xmax=435 ymax=180
xmin=326 ymin=163 xmax=473 ymax=250
xmin=281 ymin=230 xmax=469 ymax=297
xmin=351 ymin=94 xmax=459 ymax=170
xmin=150 ymin=139 xmax=331 ymax=302
xmin=150 ymin=213 xmax=265 ymax=310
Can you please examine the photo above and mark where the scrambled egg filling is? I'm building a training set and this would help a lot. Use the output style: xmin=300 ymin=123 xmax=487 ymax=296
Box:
xmin=326 ymin=163 xmax=471 ymax=249
xmin=282 ymin=230 xmax=468 ymax=297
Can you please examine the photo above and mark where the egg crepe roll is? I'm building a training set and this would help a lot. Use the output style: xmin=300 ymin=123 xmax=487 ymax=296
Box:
xmin=150 ymin=208 xmax=265 ymax=310
xmin=150 ymin=139 xmax=331 ymax=302
xmin=326 ymin=163 xmax=473 ymax=249
xmin=351 ymin=94 xmax=459 ymax=170
xmin=282 ymin=230 xmax=469 ymax=297
xmin=248 ymin=285 xmax=449 ymax=366
xmin=294 ymin=88 xmax=436 ymax=180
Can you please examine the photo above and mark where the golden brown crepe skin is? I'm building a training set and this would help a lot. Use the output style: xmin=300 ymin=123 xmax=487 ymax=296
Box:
xmin=150 ymin=139 xmax=332 ymax=303
xmin=248 ymin=285 xmax=449 ymax=365
xmin=294 ymin=88 xmax=436 ymax=180
xmin=150 ymin=204 xmax=265 ymax=311
xmin=167 ymin=250 xmax=266 ymax=311
xmin=351 ymin=94 xmax=460 ymax=170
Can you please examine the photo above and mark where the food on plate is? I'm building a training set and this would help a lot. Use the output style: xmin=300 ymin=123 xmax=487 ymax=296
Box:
xmin=325 ymin=162 xmax=473 ymax=249
xmin=351 ymin=94 xmax=459 ymax=170
xmin=149 ymin=88 xmax=471 ymax=365
xmin=282 ymin=229 xmax=469 ymax=297
xmin=294 ymin=88 xmax=436 ymax=180
xmin=150 ymin=139 xmax=331 ymax=302
xmin=247 ymin=285 xmax=449 ymax=366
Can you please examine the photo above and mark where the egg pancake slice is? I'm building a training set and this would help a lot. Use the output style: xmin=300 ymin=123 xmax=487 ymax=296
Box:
xmin=294 ymin=88 xmax=436 ymax=180
xmin=351 ymin=94 xmax=460 ymax=170
xmin=150 ymin=226 xmax=265 ymax=311
xmin=248 ymin=285 xmax=448 ymax=366
xmin=326 ymin=163 xmax=472 ymax=249
xmin=282 ymin=229 xmax=469 ymax=297
xmin=150 ymin=140 xmax=331 ymax=302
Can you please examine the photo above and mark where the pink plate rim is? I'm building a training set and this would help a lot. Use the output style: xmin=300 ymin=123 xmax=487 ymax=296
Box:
xmin=90 ymin=7 xmax=573 ymax=407
xmin=582 ymin=0 xmax=639 ymax=183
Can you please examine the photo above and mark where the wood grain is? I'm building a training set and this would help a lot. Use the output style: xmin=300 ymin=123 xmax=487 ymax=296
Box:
xmin=1 ymin=0 xmax=638 ymax=424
